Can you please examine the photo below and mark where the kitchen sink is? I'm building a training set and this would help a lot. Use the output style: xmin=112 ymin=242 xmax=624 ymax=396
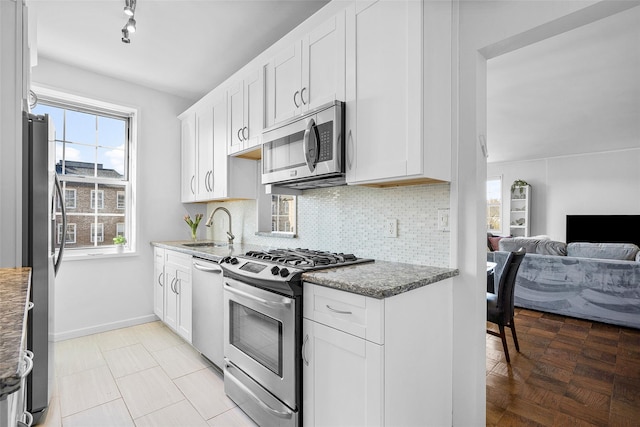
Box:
xmin=182 ymin=242 xmax=227 ymax=248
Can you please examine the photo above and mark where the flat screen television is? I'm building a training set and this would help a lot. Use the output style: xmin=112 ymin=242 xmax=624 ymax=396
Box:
xmin=566 ymin=215 xmax=640 ymax=248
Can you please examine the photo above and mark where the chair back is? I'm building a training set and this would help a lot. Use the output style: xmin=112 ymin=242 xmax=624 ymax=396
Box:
xmin=495 ymin=249 xmax=526 ymax=321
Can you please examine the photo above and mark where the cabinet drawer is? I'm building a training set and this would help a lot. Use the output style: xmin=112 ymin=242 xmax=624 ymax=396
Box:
xmin=154 ymin=247 xmax=165 ymax=263
xmin=165 ymin=250 xmax=192 ymax=270
xmin=303 ymin=282 xmax=383 ymax=344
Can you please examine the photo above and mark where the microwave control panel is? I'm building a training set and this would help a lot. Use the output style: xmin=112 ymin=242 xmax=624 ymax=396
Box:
xmin=317 ymin=121 xmax=333 ymax=162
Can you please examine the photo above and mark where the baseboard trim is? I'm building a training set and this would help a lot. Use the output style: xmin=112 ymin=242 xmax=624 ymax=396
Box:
xmin=52 ymin=314 xmax=160 ymax=342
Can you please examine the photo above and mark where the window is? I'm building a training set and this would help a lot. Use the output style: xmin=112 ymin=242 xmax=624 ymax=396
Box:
xmin=57 ymin=223 xmax=76 ymax=244
xmin=487 ymin=176 xmax=502 ymax=233
xmin=91 ymin=190 xmax=104 ymax=209
xmin=271 ymin=195 xmax=296 ymax=234
xmin=65 ymin=189 xmax=76 ymax=209
xmin=117 ymin=191 xmax=125 ymax=209
xmin=90 ymin=223 xmax=104 ymax=243
xmin=32 ymin=89 xmax=136 ymax=254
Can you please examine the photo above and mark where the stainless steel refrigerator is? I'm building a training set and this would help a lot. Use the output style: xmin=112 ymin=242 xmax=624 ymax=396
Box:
xmin=22 ymin=112 xmax=66 ymax=424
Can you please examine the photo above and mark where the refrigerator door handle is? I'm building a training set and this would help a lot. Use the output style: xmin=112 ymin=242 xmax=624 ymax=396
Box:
xmin=53 ymin=173 xmax=66 ymax=275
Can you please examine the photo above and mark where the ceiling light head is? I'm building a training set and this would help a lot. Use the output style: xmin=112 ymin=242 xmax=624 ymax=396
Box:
xmin=124 ymin=0 xmax=136 ymax=16
xmin=121 ymin=27 xmax=130 ymax=43
xmin=126 ymin=17 xmax=136 ymax=33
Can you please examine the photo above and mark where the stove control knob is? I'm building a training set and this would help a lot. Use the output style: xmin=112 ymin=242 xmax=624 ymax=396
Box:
xmin=222 ymin=257 xmax=231 ymax=264
xmin=271 ymin=266 xmax=280 ymax=275
xmin=230 ymin=257 xmax=239 ymax=265
xmin=279 ymin=268 xmax=290 ymax=278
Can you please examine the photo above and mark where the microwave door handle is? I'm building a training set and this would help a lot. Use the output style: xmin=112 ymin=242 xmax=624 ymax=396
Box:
xmin=303 ymin=118 xmax=319 ymax=172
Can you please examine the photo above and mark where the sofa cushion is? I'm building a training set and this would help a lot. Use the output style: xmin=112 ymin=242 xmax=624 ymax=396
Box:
xmin=499 ymin=237 xmax=540 ymax=253
xmin=488 ymin=236 xmax=505 ymax=252
xmin=537 ymin=240 xmax=567 ymax=256
xmin=567 ymin=242 xmax=640 ymax=261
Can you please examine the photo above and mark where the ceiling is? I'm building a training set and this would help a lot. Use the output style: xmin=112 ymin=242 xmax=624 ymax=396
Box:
xmin=28 ymin=0 xmax=330 ymax=102
xmin=487 ymin=6 xmax=640 ymax=163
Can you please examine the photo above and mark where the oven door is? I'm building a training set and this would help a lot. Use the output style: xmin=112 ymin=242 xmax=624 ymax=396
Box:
xmin=223 ymin=277 xmax=297 ymax=410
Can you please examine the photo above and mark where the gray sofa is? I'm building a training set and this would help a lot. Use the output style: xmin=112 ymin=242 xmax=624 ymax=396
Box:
xmin=488 ymin=237 xmax=640 ymax=329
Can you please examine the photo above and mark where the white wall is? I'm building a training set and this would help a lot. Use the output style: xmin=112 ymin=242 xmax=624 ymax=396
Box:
xmin=32 ymin=57 xmax=194 ymax=340
xmin=453 ymin=1 xmax=628 ymax=424
xmin=489 ymin=148 xmax=640 ymax=241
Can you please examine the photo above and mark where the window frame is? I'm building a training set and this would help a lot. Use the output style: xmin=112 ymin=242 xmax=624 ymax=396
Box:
xmin=90 ymin=190 xmax=105 ymax=210
xmin=90 ymin=222 xmax=104 ymax=243
xmin=65 ymin=189 xmax=76 ymax=209
xmin=271 ymin=194 xmax=297 ymax=235
xmin=487 ymin=176 xmax=503 ymax=234
xmin=57 ymin=223 xmax=77 ymax=244
xmin=33 ymin=86 xmax=138 ymax=258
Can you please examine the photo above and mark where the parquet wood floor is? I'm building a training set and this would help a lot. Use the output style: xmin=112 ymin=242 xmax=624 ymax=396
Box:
xmin=486 ymin=308 xmax=640 ymax=426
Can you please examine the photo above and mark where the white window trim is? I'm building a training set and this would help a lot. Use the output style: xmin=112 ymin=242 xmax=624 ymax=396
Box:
xmin=116 ymin=191 xmax=125 ymax=210
xmin=65 ymin=189 xmax=76 ymax=209
xmin=33 ymin=85 xmax=138 ymax=258
xmin=90 ymin=222 xmax=104 ymax=243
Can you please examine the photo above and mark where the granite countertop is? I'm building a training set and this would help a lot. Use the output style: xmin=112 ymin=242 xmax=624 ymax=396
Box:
xmin=302 ymin=261 xmax=458 ymax=299
xmin=0 ymin=267 xmax=32 ymax=400
xmin=151 ymin=241 xmax=268 ymax=263
xmin=153 ymin=241 xmax=458 ymax=299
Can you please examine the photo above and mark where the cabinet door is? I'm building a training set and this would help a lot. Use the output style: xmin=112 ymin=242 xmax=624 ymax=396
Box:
xmin=153 ymin=260 xmax=165 ymax=320
xmin=228 ymin=81 xmax=245 ymax=154
xmin=244 ymin=69 xmax=264 ymax=150
xmin=302 ymin=319 xmax=383 ymax=427
xmin=195 ymin=104 xmax=214 ymax=200
xmin=211 ymin=92 xmax=228 ymax=199
xmin=175 ymin=266 xmax=192 ymax=343
xmin=302 ymin=11 xmax=346 ymax=112
xmin=180 ymin=113 xmax=197 ymax=202
xmin=164 ymin=269 xmax=178 ymax=331
xmin=266 ymin=42 xmax=303 ymax=127
xmin=345 ymin=0 xmax=422 ymax=184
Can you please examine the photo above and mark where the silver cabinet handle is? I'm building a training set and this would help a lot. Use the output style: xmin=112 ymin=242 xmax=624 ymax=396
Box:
xmin=225 ymin=362 xmax=293 ymax=419
xmin=326 ymin=304 xmax=352 ymax=315
xmin=193 ymin=262 xmax=222 ymax=273
xmin=302 ymin=334 xmax=309 ymax=366
xmin=158 ymin=272 xmax=164 ymax=287
xmin=205 ymin=171 xmax=211 ymax=192
xmin=190 ymin=175 xmax=195 ymax=195
xmin=175 ymin=279 xmax=180 ymax=295
xmin=300 ymin=87 xmax=307 ymax=105
xmin=170 ymin=277 xmax=177 ymax=294
xmin=293 ymin=90 xmax=300 ymax=108
xmin=209 ymin=170 xmax=214 ymax=193
xmin=237 ymin=127 xmax=244 ymax=142
xmin=243 ymin=126 xmax=248 ymax=140
xmin=224 ymin=283 xmax=291 ymax=307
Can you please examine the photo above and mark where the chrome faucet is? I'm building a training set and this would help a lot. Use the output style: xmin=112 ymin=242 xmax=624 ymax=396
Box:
xmin=205 ymin=207 xmax=235 ymax=245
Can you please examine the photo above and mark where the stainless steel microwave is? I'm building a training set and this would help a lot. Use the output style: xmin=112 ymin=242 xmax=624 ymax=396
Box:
xmin=261 ymin=101 xmax=345 ymax=189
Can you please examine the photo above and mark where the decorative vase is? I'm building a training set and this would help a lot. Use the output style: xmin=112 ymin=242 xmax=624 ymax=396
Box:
xmin=191 ymin=227 xmax=198 ymax=241
xmin=116 ymin=244 xmax=124 ymax=253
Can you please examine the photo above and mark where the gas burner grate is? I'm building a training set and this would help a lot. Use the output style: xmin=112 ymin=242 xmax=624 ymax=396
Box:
xmin=244 ymin=249 xmax=362 ymax=268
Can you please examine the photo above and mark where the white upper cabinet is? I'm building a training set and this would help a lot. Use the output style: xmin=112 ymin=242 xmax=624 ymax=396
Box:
xmin=228 ymin=69 xmax=264 ymax=155
xmin=265 ymin=11 xmax=346 ymax=128
xmin=345 ymin=0 xmax=452 ymax=186
xmin=179 ymin=91 xmax=257 ymax=203
xmin=180 ymin=113 xmax=197 ymax=203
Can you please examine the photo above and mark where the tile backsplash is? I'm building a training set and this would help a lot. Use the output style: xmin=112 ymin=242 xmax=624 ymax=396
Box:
xmin=207 ymin=183 xmax=451 ymax=267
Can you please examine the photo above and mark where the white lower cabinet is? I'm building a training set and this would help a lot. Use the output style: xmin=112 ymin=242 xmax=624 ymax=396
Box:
xmin=302 ymin=318 xmax=383 ymax=427
xmin=160 ymin=250 xmax=192 ymax=343
xmin=153 ymin=248 xmax=165 ymax=320
xmin=303 ymin=279 xmax=453 ymax=426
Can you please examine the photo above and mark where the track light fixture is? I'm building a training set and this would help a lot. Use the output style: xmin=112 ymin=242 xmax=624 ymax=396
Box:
xmin=126 ymin=17 xmax=136 ymax=33
xmin=121 ymin=27 xmax=130 ymax=43
xmin=121 ymin=0 xmax=137 ymax=43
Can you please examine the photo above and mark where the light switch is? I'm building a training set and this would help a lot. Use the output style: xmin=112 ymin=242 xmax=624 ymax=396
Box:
xmin=438 ymin=209 xmax=450 ymax=232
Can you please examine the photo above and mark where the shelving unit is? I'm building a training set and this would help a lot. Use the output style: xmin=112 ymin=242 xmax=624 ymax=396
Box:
xmin=509 ymin=185 xmax=530 ymax=237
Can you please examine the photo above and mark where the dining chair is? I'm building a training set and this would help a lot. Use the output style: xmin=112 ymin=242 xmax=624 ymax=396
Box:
xmin=487 ymin=249 xmax=526 ymax=363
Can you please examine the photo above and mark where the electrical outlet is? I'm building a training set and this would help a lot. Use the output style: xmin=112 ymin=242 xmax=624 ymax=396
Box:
xmin=385 ymin=219 xmax=398 ymax=238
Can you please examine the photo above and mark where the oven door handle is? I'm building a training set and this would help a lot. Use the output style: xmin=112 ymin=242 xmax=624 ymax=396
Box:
xmin=224 ymin=283 xmax=292 ymax=308
xmin=225 ymin=362 xmax=294 ymax=419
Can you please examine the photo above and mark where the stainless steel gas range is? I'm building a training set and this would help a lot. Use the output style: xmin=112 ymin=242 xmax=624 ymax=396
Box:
xmin=220 ymin=249 xmax=373 ymax=427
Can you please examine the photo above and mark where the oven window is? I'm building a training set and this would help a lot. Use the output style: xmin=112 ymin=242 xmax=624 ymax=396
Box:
xmin=229 ymin=301 xmax=283 ymax=376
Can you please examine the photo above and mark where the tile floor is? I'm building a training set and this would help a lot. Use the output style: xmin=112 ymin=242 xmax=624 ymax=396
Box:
xmin=39 ymin=321 xmax=257 ymax=427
